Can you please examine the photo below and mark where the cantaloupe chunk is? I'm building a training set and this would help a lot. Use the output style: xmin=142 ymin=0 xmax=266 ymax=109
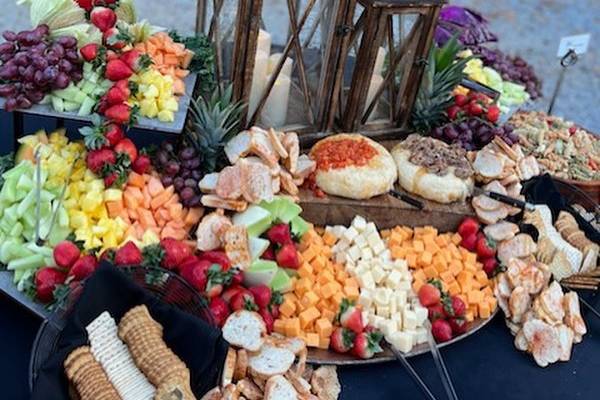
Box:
xmin=123 ymin=191 xmax=138 ymax=209
xmin=147 ymin=177 xmax=164 ymax=197
xmin=138 ymin=208 xmax=157 ymax=228
xmin=150 ymin=189 xmax=172 ymax=210
xmin=168 ymin=203 xmax=183 ymax=220
xmin=106 ymin=200 xmax=123 ymax=217
xmin=127 ymin=208 xmax=138 ymax=220
xmin=128 ymin=172 xmax=145 ymax=188
xmin=183 ymin=207 xmax=203 ymax=226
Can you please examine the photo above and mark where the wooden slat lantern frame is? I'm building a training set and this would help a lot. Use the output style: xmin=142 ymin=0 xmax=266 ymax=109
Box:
xmin=194 ymin=0 xmax=445 ymax=141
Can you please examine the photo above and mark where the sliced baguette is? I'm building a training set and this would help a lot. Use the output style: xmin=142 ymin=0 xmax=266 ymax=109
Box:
xmin=223 ymin=311 xmax=266 ymax=352
xmin=233 ymin=349 xmax=249 ymax=382
xmin=222 ymin=347 xmax=237 ymax=387
xmin=264 ymin=375 xmax=298 ymax=400
xmin=248 ymin=344 xmax=295 ymax=379
xmin=236 ymin=378 xmax=262 ymax=400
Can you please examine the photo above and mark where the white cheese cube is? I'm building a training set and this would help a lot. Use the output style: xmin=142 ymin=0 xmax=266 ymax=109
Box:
xmin=391 ymin=312 xmax=403 ymax=329
xmin=352 ymin=215 xmax=367 ymax=232
xmin=397 ymin=281 xmax=411 ymax=291
xmin=414 ymin=306 xmax=429 ymax=326
xmin=361 ymin=247 xmax=373 ymax=261
xmin=371 ymin=265 xmax=386 ymax=284
xmin=368 ymin=313 xmax=380 ymax=327
xmin=389 ymin=331 xmax=414 ymax=353
xmin=380 ymin=319 xmax=397 ymax=338
xmin=379 ymin=249 xmax=392 ymax=263
xmin=371 ymin=239 xmax=386 ymax=255
xmin=403 ymin=310 xmax=417 ymax=330
xmin=415 ymin=327 xmax=429 ymax=344
xmin=389 ymin=299 xmax=398 ymax=316
xmin=335 ymin=252 xmax=347 ymax=265
xmin=392 ymin=259 xmax=409 ymax=272
xmin=366 ymin=231 xmax=382 ymax=249
xmin=376 ymin=305 xmax=390 ymax=318
xmin=374 ymin=288 xmax=391 ymax=306
xmin=335 ymin=238 xmax=350 ymax=252
xmin=331 ymin=225 xmax=346 ymax=238
xmin=354 ymin=233 xmax=367 ymax=248
xmin=342 ymin=226 xmax=359 ymax=243
xmin=345 ymin=264 xmax=356 ymax=275
xmin=347 ymin=245 xmax=361 ymax=262
xmin=358 ymin=271 xmax=375 ymax=290
xmin=395 ymin=291 xmax=407 ymax=307
xmin=373 ymin=315 xmax=386 ymax=330
xmin=362 ymin=310 xmax=370 ymax=325
xmin=386 ymin=270 xmax=403 ymax=288
xmin=358 ymin=289 xmax=373 ymax=309
xmin=365 ymin=222 xmax=377 ymax=235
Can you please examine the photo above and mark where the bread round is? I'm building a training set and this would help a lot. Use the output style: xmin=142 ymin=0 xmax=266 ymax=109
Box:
xmin=391 ymin=142 xmax=473 ymax=204
xmin=310 ymin=134 xmax=397 ymax=200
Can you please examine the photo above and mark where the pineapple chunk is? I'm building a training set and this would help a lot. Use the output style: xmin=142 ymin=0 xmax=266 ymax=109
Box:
xmin=158 ymin=110 xmax=175 ymax=122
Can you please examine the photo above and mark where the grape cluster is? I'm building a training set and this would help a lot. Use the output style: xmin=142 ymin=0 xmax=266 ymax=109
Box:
xmin=154 ymin=141 xmax=203 ymax=208
xmin=0 ymin=25 xmax=83 ymax=111
xmin=471 ymin=46 xmax=542 ymax=99
xmin=432 ymin=118 xmax=518 ymax=151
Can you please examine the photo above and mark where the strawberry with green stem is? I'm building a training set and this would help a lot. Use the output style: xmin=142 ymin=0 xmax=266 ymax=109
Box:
xmin=337 ymin=299 xmax=364 ymax=334
xmin=351 ymin=330 xmax=383 ymax=359
xmin=330 ymin=327 xmax=356 ymax=354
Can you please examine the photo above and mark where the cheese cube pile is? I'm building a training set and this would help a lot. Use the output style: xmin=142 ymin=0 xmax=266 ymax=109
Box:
xmin=274 ymin=228 xmax=360 ymax=349
xmin=384 ymin=226 xmax=497 ymax=323
xmin=328 ymin=216 xmax=429 ymax=353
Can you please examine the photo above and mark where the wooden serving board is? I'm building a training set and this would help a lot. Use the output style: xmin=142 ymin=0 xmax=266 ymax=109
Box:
xmin=0 ymin=73 xmax=197 ymax=134
xmin=299 ymin=188 xmax=475 ymax=232
xmin=307 ymin=309 xmax=498 ymax=365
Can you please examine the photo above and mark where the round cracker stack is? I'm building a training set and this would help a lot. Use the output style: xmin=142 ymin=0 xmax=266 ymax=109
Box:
xmin=64 ymin=346 xmax=120 ymax=400
xmin=117 ymin=305 xmax=196 ymax=399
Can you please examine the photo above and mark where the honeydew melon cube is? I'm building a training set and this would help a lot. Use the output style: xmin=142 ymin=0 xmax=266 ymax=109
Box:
xmin=249 ymin=237 xmax=269 ymax=260
xmin=270 ymin=268 xmax=292 ymax=293
xmin=73 ymin=91 xmax=88 ymax=104
xmin=244 ymin=260 xmax=278 ymax=287
xmin=63 ymin=101 xmax=80 ymax=112
xmin=232 ymin=205 xmax=272 ymax=237
xmin=16 ymin=174 xmax=33 ymax=191
xmin=78 ymin=96 xmax=96 ymax=116
xmin=81 ymin=80 xmax=96 ymax=94
xmin=51 ymin=96 xmax=64 ymax=112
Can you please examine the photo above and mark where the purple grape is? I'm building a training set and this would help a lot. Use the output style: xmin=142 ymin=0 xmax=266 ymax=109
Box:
xmin=46 ymin=51 xmax=60 ymax=65
xmin=161 ymin=141 xmax=175 ymax=153
xmin=53 ymin=72 xmax=70 ymax=89
xmin=4 ymin=97 xmax=18 ymax=111
xmin=50 ymin=43 xmax=65 ymax=58
xmin=180 ymin=169 xmax=191 ymax=179
xmin=69 ymin=70 xmax=83 ymax=82
xmin=188 ymin=196 xmax=202 ymax=207
xmin=56 ymin=36 xmax=77 ymax=49
xmin=156 ymin=150 xmax=169 ymax=166
xmin=26 ymin=91 xmax=45 ymax=103
xmin=165 ymin=161 xmax=180 ymax=176
xmin=189 ymin=157 xmax=201 ymax=169
xmin=444 ymin=126 xmax=458 ymax=140
xmin=42 ymin=66 xmax=59 ymax=82
xmin=32 ymin=56 xmax=48 ymax=71
xmin=161 ymin=176 xmax=174 ymax=187
xmin=16 ymin=95 xmax=32 ymax=109
xmin=184 ymin=179 xmax=197 ymax=188
xmin=0 ymin=53 xmax=12 ymax=62
xmin=174 ymin=177 xmax=185 ymax=191
xmin=13 ymin=52 xmax=29 ymax=66
xmin=2 ymin=31 xmax=17 ymax=42
xmin=0 ymin=64 xmax=18 ymax=80
xmin=179 ymin=147 xmax=196 ymax=160
xmin=191 ymin=170 xmax=202 ymax=180
xmin=0 ymin=42 xmax=15 ymax=55
xmin=180 ymin=187 xmax=195 ymax=202
xmin=0 ymin=83 xmax=17 ymax=97
xmin=58 ymin=59 xmax=73 ymax=73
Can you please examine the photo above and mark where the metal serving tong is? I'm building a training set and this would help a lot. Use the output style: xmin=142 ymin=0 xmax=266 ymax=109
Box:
xmin=390 ymin=189 xmax=424 ymax=210
xmin=472 ymin=187 xmax=535 ymax=212
xmin=424 ymin=320 xmax=459 ymax=400
xmin=390 ymin=345 xmax=440 ymax=400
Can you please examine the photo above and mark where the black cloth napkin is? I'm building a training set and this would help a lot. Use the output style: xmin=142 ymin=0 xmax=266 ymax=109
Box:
xmin=522 ymin=174 xmax=600 ymax=244
xmin=31 ymin=262 xmax=228 ymax=399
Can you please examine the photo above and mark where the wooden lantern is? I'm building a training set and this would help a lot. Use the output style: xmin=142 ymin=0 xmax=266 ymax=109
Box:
xmin=194 ymin=0 xmax=445 ymax=141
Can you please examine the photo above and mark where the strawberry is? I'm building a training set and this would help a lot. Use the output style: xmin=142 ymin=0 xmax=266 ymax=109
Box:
xmin=468 ymin=102 xmax=483 ymax=116
xmin=104 ymin=172 xmax=118 ymax=187
xmin=448 ymin=317 xmax=467 ymax=335
xmin=35 ymin=267 xmax=67 ymax=303
xmin=105 ymin=59 xmax=133 ymax=81
xmin=276 ymin=243 xmax=299 ymax=269
xmin=330 ymin=327 xmax=355 ymax=353
xmin=53 ymin=241 xmax=81 ymax=269
xmin=114 ymin=241 xmax=142 ymax=266
xmin=457 ymin=217 xmax=479 ymax=238
xmin=482 ymin=257 xmax=498 ymax=277
xmin=209 ymin=297 xmax=230 ymax=327
xmin=431 ymin=319 xmax=453 ymax=342
xmin=446 ymin=105 xmax=461 ymax=120
xmin=428 ymin=303 xmax=445 ymax=321
xmin=267 ymin=224 xmax=293 ymax=245
xmin=454 ymin=94 xmax=468 ymax=106
xmin=249 ymin=285 xmax=272 ymax=309
xmin=106 ymin=86 xmax=128 ymax=105
xmin=222 ymin=285 xmax=245 ymax=303
xmin=105 ymin=49 xmax=119 ymax=61
xmin=181 ymin=259 xmax=212 ymax=292
xmin=262 ymin=245 xmax=275 ymax=261
xmin=476 ymin=236 xmax=496 ymax=259
xmin=120 ymin=50 xmax=152 ymax=72
xmin=86 ymin=148 xmax=116 ymax=174
xmin=104 ymin=123 xmax=124 ymax=147
xmin=351 ymin=331 xmax=383 ymax=359
xmin=568 ymin=126 xmax=577 ymax=135
xmin=90 ymin=7 xmax=117 ymax=32
xmin=132 ymin=154 xmax=151 ymax=174
xmin=230 ymin=292 xmax=258 ymax=312
xmin=69 ymin=255 xmax=98 ymax=281
xmin=160 ymin=238 xmax=192 ymax=270
xmin=460 ymin=233 xmax=478 ymax=252
xmin=114 ymin=138 xmax=137 ymax=163
xmin=80 ymin=43 xmax=99 ymax=62
xmin=200 ymin=251 xmax=231 ymax=270
xmin=486 ymin=105 xmax=500 ymax=124
xmin=103 ymin=26 xmax=131 ymax=50
xmin=448 ymin=296 xmax=466 ymax=317
xmin=259 ymin=308 xmax=274 ymax=333
xmin=76 ymin=0 xmax=94 ymax=11
xmin=337 ymin=299 xmax=364 ymax=333
xmin=105 ymin=104 xmax=137 ymax=125
xmin=418 ymin=283 xmax=441 ymax=307
xmin=99 ymin=249 xmax=115 ymax=263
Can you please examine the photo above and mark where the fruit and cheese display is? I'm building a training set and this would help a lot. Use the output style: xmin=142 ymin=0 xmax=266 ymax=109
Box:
xmin=65 ymin=305 xmax=196 ymax=400
xmin=308 ymin=134 xmax=397 ymax=200
xmin=391 ymin=134 xmax=474 ymax=204
xmin=494 ymin=261 xmax=586 ymax=367
xmin=330 ymin=216 xmax=429 ymax=353
xmin=510 ymin=111 xmax=600 ymax=181
xmin=215 ymin=310 xmax=342 ymax=399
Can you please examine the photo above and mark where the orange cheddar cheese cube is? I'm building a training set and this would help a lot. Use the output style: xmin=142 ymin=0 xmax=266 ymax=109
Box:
xmin=413 ymin=240 xmax=425 ymax=252
xmin=305 ymin=333 xmax=320 ymax=348
xmin=300 ymin=291 xmax=320 ymax=309
xmin=418 ymin=251 xmax=433 ymax=267
xmin=285 ymin=318 xmax=301 ymax=337
xmin=321 ymin=282 xmax=338 ymax=299
xmin=423 ymin=266 xmax=438 ymax=279
xmin=479 ymin=303 xmax=491 ymax=319
xmin=343 ymin=285 xmax=360 ymax=300
xmin=299 ymin=307 xmax=320 ymax=329
xmin=451 ymin=233 xmax=462 ymax=245
xmin=274 ymin=319 xmax=286 ymax=335
xmin=318 ymin=337 xmax=330 ymax=350
xmin=322 ymin=309 xmax=336 ymax=322
xmin=315 ymin=318 xmax=333 ymax=338
xmin=280 ymin=299 xmax=296 ymax=317
xmin=467 ymin=290 xmax=484 ymax=305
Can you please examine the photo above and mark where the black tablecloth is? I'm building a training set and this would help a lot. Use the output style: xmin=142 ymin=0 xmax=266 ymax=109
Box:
xmin=2 ymin=293 xmax=599 ymax=400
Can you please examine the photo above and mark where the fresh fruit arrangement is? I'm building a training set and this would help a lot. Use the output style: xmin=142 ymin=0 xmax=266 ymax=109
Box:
xmin=329 ymin=216 xmax=430 ymax=353
xmin=445 ymin=92 xmax=500 ymax=125
xmin=385 ymin=224 xmax=497 ymax=324
xmin=0 ymin=25 xmax=83 ymax=111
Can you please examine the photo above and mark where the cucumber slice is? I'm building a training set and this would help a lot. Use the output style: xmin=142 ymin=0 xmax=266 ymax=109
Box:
xmin=7 ymin=254 xmax=44 ymax=271
xmin=51 ymin=96 xmax=64 ymax=113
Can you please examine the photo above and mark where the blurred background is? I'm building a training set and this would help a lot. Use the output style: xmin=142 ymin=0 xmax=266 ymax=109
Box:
xmin=1 ymin=0 xmax=598 ymax=131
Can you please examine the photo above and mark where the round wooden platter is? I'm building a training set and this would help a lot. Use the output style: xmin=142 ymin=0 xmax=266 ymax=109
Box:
xmin=306 ymin=309 xmax=498 ymax=365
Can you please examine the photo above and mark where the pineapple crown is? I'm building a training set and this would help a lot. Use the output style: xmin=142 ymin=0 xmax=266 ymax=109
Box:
xmin=79 ymin=114 xmax=108 ymax=150
xmin=185 ymin=85 xmax=246 ymax=173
